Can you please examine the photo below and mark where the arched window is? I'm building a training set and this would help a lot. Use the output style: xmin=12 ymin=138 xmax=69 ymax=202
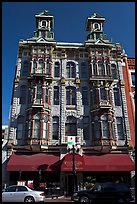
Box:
xmin=101 ymin=115 xmax=109 ymax=139
xmin=20 ymin=85 xmax=27 ymax=104
xmin=38 ymin=59 xmax=44 ymax=73
xmin=33 ymin=59 xmax=37 ymax=73
xmin=94 ymin=23 xmax=99 ymax=29
xmin=54 ymin=86 xmax=59 ymax=105
xmin=52 ymin=116 xmax=59 ymax=140
xmin=21 ymin=60 xmax=29 ymax=77
xmin=65 ymin=116 xmax=77 ymax=136
xmin=33 ymin=114 xmax=40 ymax=139
xmin=98 ymin=61 xmax=105 ymax=75
xmin=93 ymin=61 xmax=97 ymax=75
xmin=17 ymin=115 xmax=24 ymax=139
xmin=54 ymin=62 xmax=60 ymax=77
xmin=66 ymin=86 xmax=76 ymax=105
xmin=66 ymin=62 xmax=76 ymax=78
xmin=43 ymin=115 xmax=48 ymax=139
xmin=111 ymin=63 xmax=117 ymax=79
xmin=80 ymin=62 xmax=87 ymax=78
xmin=42 ymin=20 xmax=47 ymax=27
xmin=105 ymin=61 xmax=110 ymax=76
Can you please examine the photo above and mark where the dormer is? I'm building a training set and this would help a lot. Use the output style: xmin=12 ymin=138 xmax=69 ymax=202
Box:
xmin=34 ymin=10 xmax=54 ymax=40
xmin=86 ymin=13 xmax=106 ymax=41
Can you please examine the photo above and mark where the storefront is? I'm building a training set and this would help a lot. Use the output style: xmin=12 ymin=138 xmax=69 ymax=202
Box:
xmin=7 ymin=152 xmax=135 ymax=196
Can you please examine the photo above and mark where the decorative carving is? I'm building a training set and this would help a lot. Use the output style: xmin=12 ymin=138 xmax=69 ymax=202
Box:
xmin=75 ymin=78 xmax=80 ymax=84
xmin=61 ymin=78 xmax=66 ymax=84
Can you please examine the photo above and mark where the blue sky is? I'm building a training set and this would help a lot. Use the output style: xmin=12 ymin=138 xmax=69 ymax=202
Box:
xmin=2 ymin=2 xmax=135 ymax=125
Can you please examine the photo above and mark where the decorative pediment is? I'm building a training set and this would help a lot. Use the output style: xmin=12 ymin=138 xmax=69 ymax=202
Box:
xmin=36 ymin=37 xmax=47 ymax=43
xmin=94 ymin=39 xmax=107 ymax=45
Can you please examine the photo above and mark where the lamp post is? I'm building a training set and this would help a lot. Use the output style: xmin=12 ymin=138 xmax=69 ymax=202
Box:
xmin=19 ymin=171 xmax=22 ymax=181
xmin=72 ymin=145 xmax=76 ymax=194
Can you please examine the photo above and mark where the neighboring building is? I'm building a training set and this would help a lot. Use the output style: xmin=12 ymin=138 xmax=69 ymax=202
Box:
xmin=2 ymin=125 xmax=8 ymax=140
xmin=122 ymin=57 xmax=135 ymax=148
xmin=2 ymin=125 xmax=9 ymax=188
xmin=7 ymin=11 xmax=134 ymax=195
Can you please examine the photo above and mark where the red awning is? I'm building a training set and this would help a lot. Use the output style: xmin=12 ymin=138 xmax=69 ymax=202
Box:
xmin=83 ymin=154 xmax=135 ymax=171
xmin=7 ymin=153 xmax=60 ymax=172
xmin=61 ymin=153 xmax=85 ymax=171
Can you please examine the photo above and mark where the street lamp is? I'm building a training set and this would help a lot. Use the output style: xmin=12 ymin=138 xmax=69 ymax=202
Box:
xmin=19 ymin=171 xmax=22 ymax=181
xmin=72 ymin=145 xmax=76 ymax=194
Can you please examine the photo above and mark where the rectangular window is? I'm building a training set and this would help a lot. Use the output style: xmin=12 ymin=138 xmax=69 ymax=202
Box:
xmin=114 ymin=88 xmax=121 ymax=106
xmin=45 ymin=88 xmax=48 ymax=104
xmin=131 ymin=73 xmax=135 ymax=86
xmin=83 ymin=116 xmax=89 ymax=140
xmin=36 ymin=85 xmax=42 ymax=103
xmin=54 ymin=63 xmax=60 ymax=77
xmin=52 ymin=117 xmax=59 ymax=140
xmin=116 ymin=117 xmax=123 ymax=140
xmin=82 ymin=87 xmax=88 ymax=105
xmin=92 ymin=89 xmax=98 ymax=105
xmin=54 ymin=87 xmax=59 ymax=105
xmin=17 ymin=124 xmax=23 ymax=139
xmin=100 ymin=87 xmax=107 ymax=100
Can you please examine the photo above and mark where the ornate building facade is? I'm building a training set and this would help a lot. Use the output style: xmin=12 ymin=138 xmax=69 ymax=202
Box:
xmin=7 ymin=11 xmax=134 ymax=195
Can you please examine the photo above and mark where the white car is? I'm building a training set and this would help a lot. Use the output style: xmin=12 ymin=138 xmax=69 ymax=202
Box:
xmin=2 ymin=185 xmax=45 ymax=202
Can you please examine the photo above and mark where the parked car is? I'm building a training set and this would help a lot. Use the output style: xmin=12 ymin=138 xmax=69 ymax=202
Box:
xmin=2 ymin=185 xmax=45 ymax=202
xmin=71 ymin=182 xmax=133 ymax=202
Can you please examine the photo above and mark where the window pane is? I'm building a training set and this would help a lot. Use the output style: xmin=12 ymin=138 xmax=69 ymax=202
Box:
xmin=22 ymin=61 xmax=29 ymax=77
xmin=100 ymin=87 xmax=107 ymax=100
xmin=45 ymin=88 xmax=48 ymax=103
xmin=116 ymin=117 xmax=123 ymax=139
xmin=93 ymin=63 xmax=97 ymax=75
xmin=114 ymin=88 xmax=121 ymax=106
xmin=66 ymin=62 xmax=76 ymax=78
xmin=102 ymin=121 xmax=109 ymax=138
xmin=81 ymin=62 xmax=87 ymax=78
xmin=111 ymin=64 xmax=117 ymax=79
xmin=52 ymin=117 xmax=59 ymax=140
xmin=54 ymin=62 xmax=60 ymax=77
xmin=94 ymin=122 xmax=100 ymax=139
xmin=82 ymin=87 xmax=88 ymax=105
xmin=66 ymin=87 xmax=76 ymax=105
xmin=36 ymin=84 xmax=42 ymax=103
xmin=65 ymin=116 xmax=77 ymax=136
xmin=54 ymin=86 xmax=59 ymax=105
xmin=33 ymin=119 xmax=40 ymax=139
xmin=131 ymin=73 xmax=135 ymax=86
xmin=92 ymin=89 xmax=98 ymax=105
xmin=20 ymin=85 xmax=27 ymax=104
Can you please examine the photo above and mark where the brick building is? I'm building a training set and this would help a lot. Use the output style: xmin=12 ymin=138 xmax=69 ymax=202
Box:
xmin=6 ymin=11 xmax=134 ymax=195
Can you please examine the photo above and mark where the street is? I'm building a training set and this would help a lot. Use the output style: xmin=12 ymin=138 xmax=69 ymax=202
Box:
xmin=45 ymin=196 xmax=74 ymax=202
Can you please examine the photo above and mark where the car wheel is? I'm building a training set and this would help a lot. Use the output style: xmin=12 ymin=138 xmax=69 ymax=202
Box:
xmin=80 ymin=196 xmax=90 ymax=202
xmin=24 ymin=196 xmax=35 ymax=202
